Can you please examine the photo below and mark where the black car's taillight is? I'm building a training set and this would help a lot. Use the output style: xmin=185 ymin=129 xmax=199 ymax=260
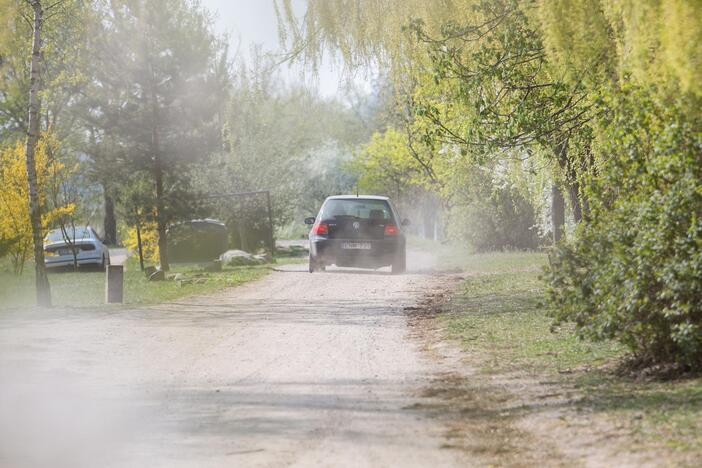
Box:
xmin=312 ymin=223 xmax=329 ymax=236
xmin=384 ymin=224 xmax=398 ymax=236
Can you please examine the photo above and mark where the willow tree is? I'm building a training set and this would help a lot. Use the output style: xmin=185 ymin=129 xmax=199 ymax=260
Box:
xmin=277 ymin=0 xmax=589 ymax=242
xmin=536 ymin=0 xmax=702 ymax=104
xmin=275 ymin=0 xmax=461 ymax=67
xmin=412 ymin=1 xmax=599 ymax=235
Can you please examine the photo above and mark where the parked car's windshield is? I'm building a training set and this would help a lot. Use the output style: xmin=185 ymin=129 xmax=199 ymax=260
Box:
xmin=321 ymin=199 xmax=394 ymax=222
xmin=45 ymin=227 xmax=93 ymax=242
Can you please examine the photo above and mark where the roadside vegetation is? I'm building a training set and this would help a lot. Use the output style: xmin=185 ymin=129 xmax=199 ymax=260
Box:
xmin=425 ymin=246 xmax=702 ymax=463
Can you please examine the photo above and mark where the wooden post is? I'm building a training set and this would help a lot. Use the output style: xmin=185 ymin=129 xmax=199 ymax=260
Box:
xmin=105 ymin=265 xmax=124 ymax=303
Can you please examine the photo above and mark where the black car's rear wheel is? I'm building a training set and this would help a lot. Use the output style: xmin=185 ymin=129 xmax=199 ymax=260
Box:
xmin=308 ymin=254 xmax=325 ymax=273
xmin=391 ymin=249 xmax=406 ymax=275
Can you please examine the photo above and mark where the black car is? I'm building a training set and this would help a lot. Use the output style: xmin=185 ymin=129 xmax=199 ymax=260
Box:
xmin=305 ymin=195 xmax=409 ymax=274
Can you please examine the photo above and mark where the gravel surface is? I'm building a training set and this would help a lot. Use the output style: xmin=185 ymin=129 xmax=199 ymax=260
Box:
xmin=0 ymin=253 xmax=466 ymax=467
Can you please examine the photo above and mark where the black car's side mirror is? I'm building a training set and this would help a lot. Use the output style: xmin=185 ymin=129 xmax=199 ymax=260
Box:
xmin=401 ymin=218 xmax=411 ymax=226
xmin=304 ymin=217 xmax=316 ymax=225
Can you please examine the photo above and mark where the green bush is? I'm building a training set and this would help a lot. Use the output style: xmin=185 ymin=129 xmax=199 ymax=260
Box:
xmin=167 ymin=220 xmax=228 ymax=263
xmin=544 ymin=86 xmax=702 ymax=369
xmin=450 ymin=182 xmax=543 ymax=252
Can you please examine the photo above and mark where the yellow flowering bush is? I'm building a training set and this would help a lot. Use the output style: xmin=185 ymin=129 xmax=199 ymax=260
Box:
xmin=0 ymin=135 xmax=74 ymax=274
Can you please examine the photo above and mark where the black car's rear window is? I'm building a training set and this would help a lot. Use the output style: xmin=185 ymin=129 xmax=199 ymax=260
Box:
xmin=321 ymin=199 xmax=394 ymax=222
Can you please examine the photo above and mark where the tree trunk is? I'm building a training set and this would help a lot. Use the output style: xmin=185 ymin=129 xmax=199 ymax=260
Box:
xmin=154 ymin=154 xmax=169 ymax=271
xmin=579 ymin=145 xmax=595 ymax=223
xmin=103 ymin=188 xmax=117 ymax=245
xmin=568 ymin=181 xmax=583 ymax=224
xmin=147 ymin=48 xmax=169 ymax=271
xmin=135 ymin=212 xmax=144 ymax=272
xmin=25 ymin=1 xmax=51 ymax=307
xmin=581 ymin=191 xmax=591 ymax=223
xmin=555 ymin=138 xmax=588 ymax=226
xmin=552 ymin=185 xmax=565 ymax=244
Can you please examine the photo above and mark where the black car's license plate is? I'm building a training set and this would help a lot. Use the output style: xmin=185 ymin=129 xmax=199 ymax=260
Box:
xmin=341 ymin=242 xmax=371 ymax=250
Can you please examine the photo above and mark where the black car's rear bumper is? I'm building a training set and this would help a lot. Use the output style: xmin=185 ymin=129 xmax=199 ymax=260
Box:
xmin=310 ymin=237 xmax=404 ymax=268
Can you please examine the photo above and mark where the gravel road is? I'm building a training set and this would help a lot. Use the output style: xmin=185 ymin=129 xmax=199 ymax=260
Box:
xmin=0 ymin=255 xmax=466 ymax=468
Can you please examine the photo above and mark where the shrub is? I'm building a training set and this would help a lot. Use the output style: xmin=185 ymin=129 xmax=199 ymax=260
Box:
xmin=544 ymin=86 xmax=702 ymax=369
xmin=448 ymin=164 xmax=544 ymax=251
xmin=124 ymin=221 xmax=159 ymax=264
xmin=167 ymin=220 xmax=228 ymax=263
xmin=0 ymin=135 xmax=74 ymax=274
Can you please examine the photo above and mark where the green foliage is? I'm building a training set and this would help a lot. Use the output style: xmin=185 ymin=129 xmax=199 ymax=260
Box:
xmin=536 ymin=1 xmax=702 ymax=369
xmin=445 ymin=157 xmax=545 ymax=251
xmin=352 ymin=128 xmax=425 ymax=196
xmin=409 ymin=1 xmax=591 ymax=153
xmin=219 ymin=54 xmax=353 ymax=216
xmin=275 ymin=0 xmax=466 ymax=71
xmin=450 ymin=187 xmax=543 ymax=252
xmin=544 ymin=85 xmax=702 ymax=368
xmin=197 ymin=51 xmax=373 ymax=238
xmin=350 ymin=126 xmax=447 ymax=238
xmin=0 ymin=0 xmax=88 ymax=141
xmin=537 ymin=0 xmax=702 ymax=98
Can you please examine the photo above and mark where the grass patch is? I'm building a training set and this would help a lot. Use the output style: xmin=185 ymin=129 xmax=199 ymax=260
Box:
xmin=0 ymin=256 xmax=270 ymax=310
xmin=444 ymin=271 xmax=623 ymax=374
xmin=407 ymin=235 xmax=547 ymax=273
xmin=439 ymin=252 xmax=702 ymax=458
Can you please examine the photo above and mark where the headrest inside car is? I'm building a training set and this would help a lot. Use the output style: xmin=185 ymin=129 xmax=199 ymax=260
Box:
xmin=369 ymin=209 xmax=384 ymax=220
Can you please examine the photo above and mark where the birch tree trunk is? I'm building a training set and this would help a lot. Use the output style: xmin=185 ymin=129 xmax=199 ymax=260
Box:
xmin=25 ymin=0 xmax=52 ymax=306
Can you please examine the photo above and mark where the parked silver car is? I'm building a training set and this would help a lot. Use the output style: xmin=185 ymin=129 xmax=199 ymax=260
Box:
xmin=44 ymin=226 xmax=110 ymax=269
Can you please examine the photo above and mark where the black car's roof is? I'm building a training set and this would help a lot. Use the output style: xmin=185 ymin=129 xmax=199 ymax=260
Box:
xmin=325 ymin=195 xmax=390 ymax=201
